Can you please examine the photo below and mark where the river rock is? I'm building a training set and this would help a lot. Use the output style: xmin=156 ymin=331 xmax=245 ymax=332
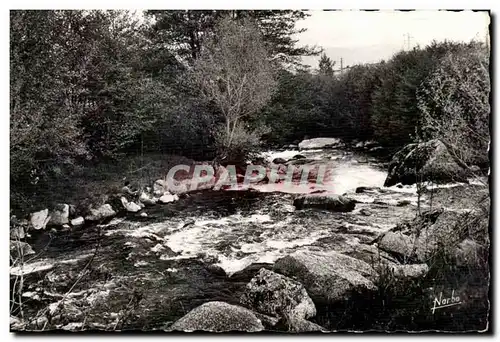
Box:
xmin=298 ymin=137 xmax=341 ymax=150
xmin=273 ymin=250 xmax=378 ymax=304
xmin=10 ymin=240 xmax=35 ymax=259
xmin=120 ymin=197 xmax=141 ymax=212
xmin=377 ymin=210 xmax=469 ymax=262
xmin=85 ymin=204 xmax=116 ymax=221
xmin=49 ymin=204 xmax=70 ymax=226
xmin=30 ymin=209 xmax=51 ymax=230
xmin=293 ymin=194 xmax=355 ymax=212
xmin=159 ymin=193 xmax=179 ymax=204
xmin=154 ymin=179 xmax=168 ymax=193
xmin=168 ymin=301 xmax=264 ymax=332
xmin=240 ymin=268 xmax=316 ymax=321
xmin=377 ymin=231 xmax=415 ymax=260
xmin=384 ymin=139 xmax=469 ymax=187
xmin=70 ymin=217 xmax=84 ymax=226
xmin=139 ymin=192 xmax=157 ymax=206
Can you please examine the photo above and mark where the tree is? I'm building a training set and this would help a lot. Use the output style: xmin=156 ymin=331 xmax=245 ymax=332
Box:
xmin=189 ymin=17 xmax=277 ymax=163
xmin=146 ymin=10 xmax=220 ymax=62
xmin=10 ymin=10 xmax=88 ymax=187
xmin=417 ymin=43 xmax=490 ymax=167
xmin=10 ymin=10 xmax=180 ymax=212
xmin=318 ymin=53 xmax=335 ymax=76
xmin=233 ymin=10 xmax=321 ymax=65
xmin=146 ymin=10 xmax=320 ymax=66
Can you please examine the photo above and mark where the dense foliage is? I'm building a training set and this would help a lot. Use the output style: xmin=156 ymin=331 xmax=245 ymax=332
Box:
xmin=261 ymin=41 xmax=490 ymax=151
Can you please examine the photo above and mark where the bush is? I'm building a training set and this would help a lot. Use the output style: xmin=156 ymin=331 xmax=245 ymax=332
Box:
xmin=213 ymin=122 xmax=266 ymax=165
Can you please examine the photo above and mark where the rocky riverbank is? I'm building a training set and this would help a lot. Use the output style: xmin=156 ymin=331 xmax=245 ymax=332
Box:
xmin=10 ymin=138 xmax=490 ymax=332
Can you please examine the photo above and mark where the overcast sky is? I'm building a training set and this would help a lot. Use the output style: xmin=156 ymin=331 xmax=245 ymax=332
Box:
xmin=296 ymin=10 xmax=490 ymax=68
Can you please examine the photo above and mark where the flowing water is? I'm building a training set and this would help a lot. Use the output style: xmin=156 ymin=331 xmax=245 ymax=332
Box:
xmin=13 ymin=145 xmax=478 ymax=331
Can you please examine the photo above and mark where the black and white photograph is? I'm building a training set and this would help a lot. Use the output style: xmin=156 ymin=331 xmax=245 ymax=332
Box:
xmin=8 ymin=6 xmax=492 ymax=334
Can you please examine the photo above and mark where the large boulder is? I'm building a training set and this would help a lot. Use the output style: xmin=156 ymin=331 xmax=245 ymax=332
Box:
xmin=384 ymin=139 xmax=469 ymax=187
xmin=85 ymin=204 xmax=116 ymax=222
xmin=377 ymin=209 xmax=482 ymax=263
xmin=49 ymin=204 xmax=70 ymax=226
xmin=293 ymin=194 xmax=355 ymax=212
xmin=168 ymin=301 xmax=264 ymax=332
xmin=240 ymin=268 xmax=316 ymax=321
xmin=273 ymin=250 xmax=378 ymax=304
xmin=30 ymin=209 xmax=51 ymax=230
xmin=377 ymin=231 xmax=416 ymax=260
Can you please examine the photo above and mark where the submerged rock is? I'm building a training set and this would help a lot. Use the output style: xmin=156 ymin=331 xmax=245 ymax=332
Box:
xmin=30 ymin=209 xmax=51 ymax=230
xmin=49 ymin=204 xmax=70 ymax=226
xmin=293 ymin=194 xmax=355 ymax=212
xmin=273 ymin=250 xmax=378 ymax=304
xmin=355 ymin=186 xmax=382 ymax=194
xmin=272 ymin=157 xmax=288 ymax=165
xmin=85 ymin=204 xmax=116 ymax=221
xmin=240 ymin=268 xmax=316 ymax=321
xmin=168 ymin=301 xmax=264 ymax=332
xmin=361 ymin=209 xmax=374 ymax=217
xmin=384 ymin=139 xmax=469 ymax=187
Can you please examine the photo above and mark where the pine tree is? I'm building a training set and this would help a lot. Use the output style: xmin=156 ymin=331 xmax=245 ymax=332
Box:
xmin=318 ymin=53 xmax=335 ymax=76
xmin=146 ymin=10 xmax=321 ymax=65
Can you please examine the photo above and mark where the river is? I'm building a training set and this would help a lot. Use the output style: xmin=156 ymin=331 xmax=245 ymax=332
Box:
xmin=11 ymin=144 xmax=481 ymax=331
